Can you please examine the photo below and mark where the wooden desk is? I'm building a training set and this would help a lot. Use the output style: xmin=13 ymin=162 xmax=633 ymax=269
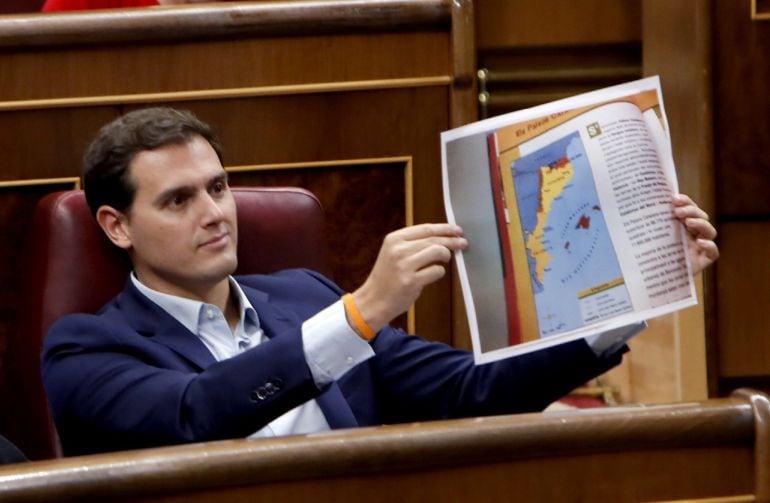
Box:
xmin=0 ymin=389 xmax=766 ymax=502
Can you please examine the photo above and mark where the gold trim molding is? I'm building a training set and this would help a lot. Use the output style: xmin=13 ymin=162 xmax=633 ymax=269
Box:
xmin=752 ymin=0 xmax=770 ymax=20
xmin=650 ymin=496 xmax=754 ymax=503
xmin=0 ymin=77 xmax=451 ymax=113
xmin=0 ymin=177 xmax=80 ymax=189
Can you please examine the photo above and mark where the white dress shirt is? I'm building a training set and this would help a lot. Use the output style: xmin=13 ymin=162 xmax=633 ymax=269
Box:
xmin=131 ymin=273 xmax=374 ymax=438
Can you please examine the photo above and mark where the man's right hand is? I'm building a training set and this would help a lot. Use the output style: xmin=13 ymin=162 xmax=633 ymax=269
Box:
xmin=350 ymin=223 xmax=468 ymax=335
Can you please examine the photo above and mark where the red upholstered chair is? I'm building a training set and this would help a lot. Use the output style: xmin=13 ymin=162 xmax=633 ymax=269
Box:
xmin=10 ymin=187 xmax=330 ymax=460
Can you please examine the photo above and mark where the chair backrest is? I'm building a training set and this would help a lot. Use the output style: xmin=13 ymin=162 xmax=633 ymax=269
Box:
xmin=9 ymin=187 xmax=329 ymax=460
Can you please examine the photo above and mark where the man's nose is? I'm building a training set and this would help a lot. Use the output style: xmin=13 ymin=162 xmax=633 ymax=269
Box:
xmin=199 ymin=192 xmax=225 ymax=223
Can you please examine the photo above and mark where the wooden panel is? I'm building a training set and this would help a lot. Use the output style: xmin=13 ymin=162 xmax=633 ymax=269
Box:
xmin=714 ymin=0 xmax=770 ymax=216
xmin=717 ymin=222 xmax=770 ymax=378
xmin=474 ymin=1 xmax=642 ymax=124
xmin=609 ymin=0 xmax=716 ymax=404
xmin=145 ymin=449 xmax=751 ymax=502
xmin=642 ymin=0 xmax=770 ymax=400
xmin=0 ymin=33 xmax=449 ymax=102
xmin=707 ymin=0 xmax=770 ymax=395
xmin=475 ymin=0 xmax=641 ymax=49
xmin=0 ymin=391 xmax=765 ymax=502
xmin=477 ymin=44 xmax=642 ymax=118
xmin=642 ymin=0 xmax=713 ymax=203
xmin=0 ymin=108 xmax=118 ymax=181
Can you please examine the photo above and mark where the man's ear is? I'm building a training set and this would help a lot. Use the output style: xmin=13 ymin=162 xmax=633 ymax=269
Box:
xmin=96 ymin=206 xmax=132 ymax=250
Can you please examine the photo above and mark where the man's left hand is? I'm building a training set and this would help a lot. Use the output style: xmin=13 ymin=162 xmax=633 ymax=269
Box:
xmin=672 ymin=193 xmax=719 ymax=275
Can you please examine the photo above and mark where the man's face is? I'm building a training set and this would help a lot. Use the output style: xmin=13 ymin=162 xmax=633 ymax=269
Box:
xmin=113 ymin=135 xmax=238 ymax=298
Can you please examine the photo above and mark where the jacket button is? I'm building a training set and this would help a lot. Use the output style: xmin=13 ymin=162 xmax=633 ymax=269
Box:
xmin=250 ymin=387 xmax=268 ymax=402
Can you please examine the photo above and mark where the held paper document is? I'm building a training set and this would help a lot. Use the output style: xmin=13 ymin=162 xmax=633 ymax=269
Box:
xmin=442 ymin=76 xmax=695 ymax=364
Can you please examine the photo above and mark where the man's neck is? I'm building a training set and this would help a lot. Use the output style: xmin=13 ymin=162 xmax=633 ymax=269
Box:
xmin=134 ymin=272 xmax=232 ymax=314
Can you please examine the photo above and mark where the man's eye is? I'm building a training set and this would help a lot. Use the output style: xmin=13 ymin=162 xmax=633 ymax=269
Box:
xmin=169 ymin=195 xmax=187 ymax=207
xmin=211 ymin=181 xmax=227 ymax=195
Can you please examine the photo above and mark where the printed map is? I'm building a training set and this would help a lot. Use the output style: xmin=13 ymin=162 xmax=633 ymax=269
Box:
xmin=510 ymin=131 xmax=633 ymax=337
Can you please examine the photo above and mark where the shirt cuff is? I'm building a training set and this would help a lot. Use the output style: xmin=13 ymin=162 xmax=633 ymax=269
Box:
xmin=302 ymin=299 xmax=375 ymax=386
xmin=585 ymin=321 xmax=647 ymax=357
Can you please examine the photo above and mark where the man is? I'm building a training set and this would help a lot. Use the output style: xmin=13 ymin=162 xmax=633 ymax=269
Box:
xmin=42 ymin=107 xmax=718 ymax=456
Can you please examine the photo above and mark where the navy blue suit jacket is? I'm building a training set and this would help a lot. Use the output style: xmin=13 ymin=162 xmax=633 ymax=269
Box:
xmin=43 ymin=269 xmax=624 ymax=456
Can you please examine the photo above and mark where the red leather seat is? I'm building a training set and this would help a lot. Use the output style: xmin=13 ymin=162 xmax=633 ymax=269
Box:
xmin=10 ymin=187 xmax=329 ymax=459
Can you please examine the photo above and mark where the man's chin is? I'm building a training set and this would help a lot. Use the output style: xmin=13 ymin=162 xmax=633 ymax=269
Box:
xmin=216 ymin=255 xmax=238 ymax=277
xmin=196 ymin=254 xmax=237 ymax=282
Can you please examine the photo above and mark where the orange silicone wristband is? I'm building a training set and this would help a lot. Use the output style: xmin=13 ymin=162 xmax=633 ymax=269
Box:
xmin=342 ymin=293 xmax=376 ymax=341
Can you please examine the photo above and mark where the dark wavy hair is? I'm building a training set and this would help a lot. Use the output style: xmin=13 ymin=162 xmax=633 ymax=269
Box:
xmin=82 ymin=107 xmax=223 ymax=217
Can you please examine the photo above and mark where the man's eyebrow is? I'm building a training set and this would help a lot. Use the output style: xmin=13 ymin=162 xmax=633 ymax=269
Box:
xmin=153 ymin=172 xmax=229 ymax=206
xmin=154 ymin=184 xmax=194 ymax=206
xmin=208 ymin=172 xmax=229 ymax=187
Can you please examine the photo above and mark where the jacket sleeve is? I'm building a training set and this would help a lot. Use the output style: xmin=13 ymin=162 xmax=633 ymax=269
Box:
xmin=365 ymin=325 xmax=625 ymax=424
xmin=42 ymin=310 xmax=321 ymax=455
xmin=274 ymin=269 xmax=626 ymax=424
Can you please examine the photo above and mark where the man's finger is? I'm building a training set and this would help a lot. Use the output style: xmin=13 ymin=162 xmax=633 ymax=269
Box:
xmin=685 ymin=218 xmax=717 ymax=240
xmin=391 ymin=223 xmax=464 ymax=241
xmin=697 ymin=239 xmax=720 ymax=261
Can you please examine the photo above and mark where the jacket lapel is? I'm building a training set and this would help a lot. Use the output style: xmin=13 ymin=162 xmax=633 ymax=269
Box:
xmin=239 ymin=285 xmax=293 ymax=341
xmin=117 ymin=280 xmax=216 ymax=370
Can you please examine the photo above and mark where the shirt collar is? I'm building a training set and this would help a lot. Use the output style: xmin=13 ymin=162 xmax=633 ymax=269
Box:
xmin=228 ymin=276 xmax=260 ymax=334
xmin=130 ymin=273 xmax=259 ymax=335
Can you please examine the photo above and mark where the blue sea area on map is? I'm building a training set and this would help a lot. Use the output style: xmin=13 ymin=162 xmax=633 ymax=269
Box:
xmin=510 ymin=131 xmax=632 ymax=337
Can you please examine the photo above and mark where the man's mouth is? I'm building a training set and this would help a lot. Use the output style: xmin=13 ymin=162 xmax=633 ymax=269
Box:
xmin=199 ymin=232 xmax=230 ymax=249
